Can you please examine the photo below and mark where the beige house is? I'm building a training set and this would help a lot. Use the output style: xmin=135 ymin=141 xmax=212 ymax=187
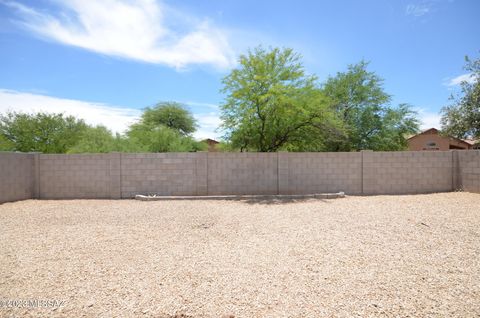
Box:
xmin=407 ymin=128 xmax=474 ymax=151
xmin=202 ymin=138 xmax=220 ymax=152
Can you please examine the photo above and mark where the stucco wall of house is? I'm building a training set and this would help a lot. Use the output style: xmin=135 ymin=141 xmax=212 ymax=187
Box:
xmin=408 ymin=134 xmax=470 ymax=151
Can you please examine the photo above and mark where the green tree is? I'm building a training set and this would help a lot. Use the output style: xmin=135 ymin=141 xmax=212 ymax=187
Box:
xmin=127 ymin=103 xmax=205 ymax=152
xmin=127 ymin=125 xmax=205 ymax=152
xmin=441 ymin=55 xmax=480 ymax=139
xmin=0 ymin=135 xmax=15 ymax=151
xmin=0 ymin=112 xmax=87 ymax=153
xmin=322 ymin=61 xmax=419 ymax=150
xmin=67 ymin=125 xmax=122 ymax=153
xmin=0 ymin=134 xmax=15 ymax=151
xmin=140 ymin=102 xmax=197 ymax=136
xmin=369 ymin=103 xmax=419 ymax=150
xmin=220 ymin=46 xmax=340 ymax=152
xmin=68 ymin=125 xmax=166 ymax=153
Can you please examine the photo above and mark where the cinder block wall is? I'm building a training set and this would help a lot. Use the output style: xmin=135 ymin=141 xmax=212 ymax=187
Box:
xmin=458 ymin=151 xmax=480 ymax=193
xmin=38 ymin=154 xmax=119 ymax=199
xmin=362 ymin=151 xmax=454 ymax=194
xmin=121 ymin=153 xmax=199 ymax=198
xmin=0 ymin=152 xmax=35 ymax=203
xmin=281 ymin=152 xmax=362 ymax=194
xmin=207 ymin=153 xmax=278 ymax=195
xmin=1 ymin=150 xmax=479 ymax=203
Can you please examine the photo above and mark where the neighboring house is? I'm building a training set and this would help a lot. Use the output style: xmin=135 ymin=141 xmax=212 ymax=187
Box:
xmin=464 ymin=139 xmax=480 ymax=149
xmin=407 ymin=128 xmax=474 ymax=151
xmin=203 ymin=138 xmax=220 ymax=152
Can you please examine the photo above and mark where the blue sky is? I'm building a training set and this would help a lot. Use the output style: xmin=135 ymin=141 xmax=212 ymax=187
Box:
xmin=0 ymin=0 xmax=478 ymax=139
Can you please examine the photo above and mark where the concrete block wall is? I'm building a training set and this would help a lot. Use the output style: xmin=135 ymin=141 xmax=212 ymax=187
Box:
xmin=0 ymin=152 xmax=35 ymax=203
xmin=1 ymin=150 xmax=480 ymax=203
xmin=362 ymin=151 xmax=454 ymax=194
xmin=207 ymin=153 xmax=278 ymax=195
xmin=281 ymin=152 xmax=362 ymax=194
xmin=39 ymin=154 xmax=117 ymax=199
xmin=121 ymin=153 xmax=198 ymax=198
xmin=458 ymin=151 xmax=480 ymax=193
xmin=195 ymin=152 xmax=208 ymax=195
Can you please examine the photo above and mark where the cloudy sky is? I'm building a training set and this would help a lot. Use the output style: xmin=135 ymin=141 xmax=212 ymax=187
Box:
xmin=0 ymin=0 xmax=478 ymax=139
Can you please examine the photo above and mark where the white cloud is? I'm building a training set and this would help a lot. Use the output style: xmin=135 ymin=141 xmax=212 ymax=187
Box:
xmin=0 ymin=89 xmax=140 ymax=133
xmin=406 ymin=3 xmax=431 ymax=17
xmin=445 ymin=73 xmax=476 ymax=86
xmin=193 ymin=112 xmax=222 ymax=140
xmin=417 ymin=108 xmax=441 ymax=130
xmin=4 ymin=0 xmax=236 ymax=69
xmin=0 ymin=89 xmax=221 ymax=139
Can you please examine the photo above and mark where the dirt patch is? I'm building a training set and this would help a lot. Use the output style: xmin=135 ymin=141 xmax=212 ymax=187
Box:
xmin=1 ymin=193 xmax=479 ymax=317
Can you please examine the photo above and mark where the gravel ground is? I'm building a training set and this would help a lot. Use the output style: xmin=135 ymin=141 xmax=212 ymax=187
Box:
xmin=1 ymin=193 xmax=479 ymax=317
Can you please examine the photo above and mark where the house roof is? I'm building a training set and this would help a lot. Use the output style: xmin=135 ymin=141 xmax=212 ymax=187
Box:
xmin=407 ymin=127 xmax=472 ymax=147
xmin=202 ymin=138 xmax=219 ymax=144
xmin=462 ymin=139 xmax=479 ymax=146
xmin=406 ymin=128 xmax=439 ymax=140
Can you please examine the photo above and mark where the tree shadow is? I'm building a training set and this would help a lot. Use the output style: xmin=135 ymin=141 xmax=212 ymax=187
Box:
xmin=227 ymin=197 xmax=332 ymax=205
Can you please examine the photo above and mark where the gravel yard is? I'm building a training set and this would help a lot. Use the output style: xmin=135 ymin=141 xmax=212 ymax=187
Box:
xmin=1 ymin=193 xmax=479 ymax=317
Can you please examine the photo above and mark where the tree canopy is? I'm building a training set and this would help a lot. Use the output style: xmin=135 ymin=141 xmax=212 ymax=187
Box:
xmin=0 ymin=112 xmax=87 ymax=153
xmin=67 ymin=126 xmax=139 ymax=153
xmin=220 ymin=48 xmax=419 ymax=152
xmin=127 ymin=125 xmax=205 ymax=152
xmin=0 ymin=47 xmax=425 ymax=154
xmin=322 ymin=61 xmax=419 ymax=151
xmin=441 ymin=55 xmax=480 ymax=139
xmin=0 ymin=104 xmax=205 ymax=153
xmin=220 ymin=47 xmax=341 ymax=152
xmin=126 ymin=102 xmax=205 ymax=152
xmin=139 ymin=102 xmax=197 ymax=136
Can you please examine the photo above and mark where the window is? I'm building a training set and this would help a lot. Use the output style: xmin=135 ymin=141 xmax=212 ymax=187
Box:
xmin=423 ymin=141 xmax=439 ymax=151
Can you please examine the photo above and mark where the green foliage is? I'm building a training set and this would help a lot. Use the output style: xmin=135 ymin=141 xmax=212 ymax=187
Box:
xmin=0 ymin=112 xmax=87 ymax=153
xmin=441 ymin=55 xmax=480 ymax=139
xmin=0 ymin=134 xmax=15 ymax=151
xmin=0 ymin=105 xmax=204 ymax=153
xmin=0 ymin=50 xmax=425 ymax=154
xmin=127 ymin=125 xmax=205 ymax=152
xmin=322 ymin=61 xmax=419 ymax=150
xmin=67 ymin=125 xmax=131 ymax=153
xmin=220 ymin=46 xmax=341 ymax=152
xmin=140 ymin=102 xmax=197 ymax=136
xmin=112 ymin=134 xmax=148 ymax=153
xmin=369 ymin=103 xmax=420 ymax=151
xmin=220 ymin=49 xmax=419 ymax=152
xmin=216 ymin=141 xmax=235 ymax=152
xmin=125 ymin=101 xmax=203 ymax=152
